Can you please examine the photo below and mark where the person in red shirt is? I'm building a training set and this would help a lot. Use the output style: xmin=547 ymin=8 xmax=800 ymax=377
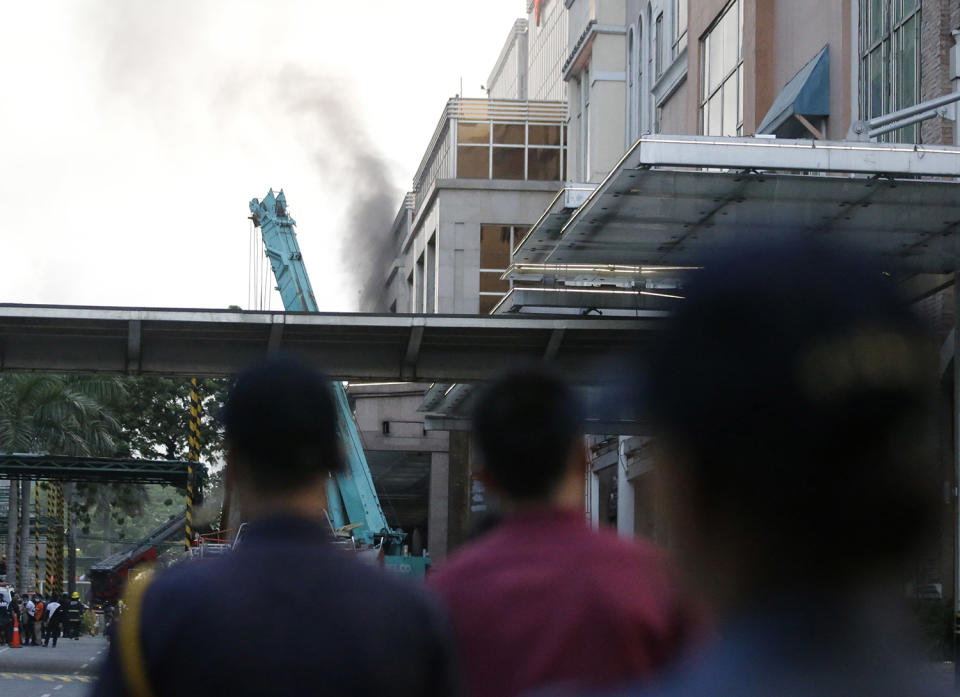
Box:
xmin=428 ymin=369 xmax=698 ymax=697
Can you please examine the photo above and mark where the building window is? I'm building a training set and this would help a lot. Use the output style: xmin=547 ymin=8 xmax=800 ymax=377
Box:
xmin=673 ymin=0 xmax=688 ymax=58
xmin=479 ymin=225 xmax=531 ymax=314
xmin=580 ymin=68 xmax=591 ymax=180
xmin=655 ymin=13 xmax=664 ymax=77
xmin=627 ymin=26 xmax=635 ymax=142
xmin=456 ymin=119 xmax=564 ymax=180
xmin=860 ymin=0 xmax=921 ymax=142
xmin=636 ymin=18 xmax=643 ymax=138
xmin=700 ymin=0 xmax=743 ymax=136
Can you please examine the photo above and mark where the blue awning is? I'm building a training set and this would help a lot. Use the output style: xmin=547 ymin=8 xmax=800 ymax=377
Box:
xmin=758 ymin=45 xmax=830 ymax=136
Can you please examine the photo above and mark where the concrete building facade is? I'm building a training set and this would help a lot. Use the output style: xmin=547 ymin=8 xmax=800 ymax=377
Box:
xmin=356 ymin=1 xmax=571 ymax=560
xmin=545 ymin=0 xmax=960 ymax=633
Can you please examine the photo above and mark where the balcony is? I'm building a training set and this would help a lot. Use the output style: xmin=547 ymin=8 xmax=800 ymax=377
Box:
xmin=411 ymin=98 xmax=568 ymax=214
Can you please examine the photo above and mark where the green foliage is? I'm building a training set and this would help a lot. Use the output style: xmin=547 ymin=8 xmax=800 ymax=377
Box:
xmin=0 ymin=374 xmax=124 ymax=456
xmin=110 ymin=377 xmax=230 ymax=462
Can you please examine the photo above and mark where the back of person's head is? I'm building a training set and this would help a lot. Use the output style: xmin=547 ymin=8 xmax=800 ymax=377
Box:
xmin=223 ymin=354 xmax=341 ymax=494
xmin=646 ymin=238 xmax=937 ymax=584
xmin=473 ymin=367 xmax=585 ymax=502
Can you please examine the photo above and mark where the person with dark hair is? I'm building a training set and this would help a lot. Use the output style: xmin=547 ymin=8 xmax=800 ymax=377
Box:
xmin=582 ymin=239 xmax=946 ymax=697
xmin=93 ymin=354 xmax=458 ymax=697
xmin=428 ymin=368 xmax=699 ymax=697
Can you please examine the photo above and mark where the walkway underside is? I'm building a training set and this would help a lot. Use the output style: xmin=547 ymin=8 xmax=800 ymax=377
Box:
xmin=0 ymin=305 xmax=660 ymax=382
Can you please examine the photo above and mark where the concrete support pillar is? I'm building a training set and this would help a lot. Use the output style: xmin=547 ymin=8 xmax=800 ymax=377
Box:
xmin=587 ymin=469 xmax=600 ymax=530
xmin=429 ymin=452 xmax=450 ymax=563
xmin=447 ymin=431 xmax=472 ymax=553
xmin=6 ymin=479 xmax=18 ymax=587
xmin=19 ymin=479 xmax=31 ymax=592
xmin=616 ymin=437 xmax=635 ymax=539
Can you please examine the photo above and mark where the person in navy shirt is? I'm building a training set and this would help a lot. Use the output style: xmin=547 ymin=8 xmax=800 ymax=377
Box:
xmin=93 ymin=355 xmax=458 ymax=697
xmin=577 ymin=239 xmax=948 ymax=697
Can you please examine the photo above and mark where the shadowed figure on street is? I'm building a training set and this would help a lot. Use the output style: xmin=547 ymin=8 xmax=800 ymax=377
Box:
xmin=92 ymin=354 xmax=459 ymax=697
xmin=567 ymin=238 xmax=947 ymax=697
xmin=429 ymin=368 xmax=701 ymax=697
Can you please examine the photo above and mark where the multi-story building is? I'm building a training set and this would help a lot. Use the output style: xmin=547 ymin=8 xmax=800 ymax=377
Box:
xmin=355 ymin=0 xmax=571 ymax=560
xmin=357 ymin=0 xmax=958 ymax=566
xmin=506 ymin=0 xmax=960 ymax=630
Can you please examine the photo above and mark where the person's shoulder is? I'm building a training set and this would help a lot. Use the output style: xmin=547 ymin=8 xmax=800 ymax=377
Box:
xmin=427 ymin=530 xmax=507 ymax=593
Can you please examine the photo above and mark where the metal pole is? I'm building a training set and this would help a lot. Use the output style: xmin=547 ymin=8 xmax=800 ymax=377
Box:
xmin=44 ymin=482 xmax=54 ymax=596
xmin=18 ymin=480 xmax=29 ymax=593
xmin=55 ymin=483 xmax=64 ymax=596
xmin=185 ymin=379 xmax=202 ymax=554
xmin=6 ymin=479 xmax=18 ymax=588
xmin=868 ymin=91 xmax=960 ymax=129
xmin=954 ymin=273 xmax=960 ymax=688
xmin=870 ymin=109 xmax=941 ymax=139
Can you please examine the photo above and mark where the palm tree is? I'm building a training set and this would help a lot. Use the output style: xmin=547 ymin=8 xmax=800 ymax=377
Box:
xmin=0 ymin=374 xmax=124 ymax=592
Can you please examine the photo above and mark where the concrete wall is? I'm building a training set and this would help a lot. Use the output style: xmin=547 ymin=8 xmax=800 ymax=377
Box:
xmin=402 ymin=181 xmax=561 ymax=314
xmin=770 ymin=0 xmax=852 ymax=140
xmin=349 ymin=383 xmax=451 ymax=560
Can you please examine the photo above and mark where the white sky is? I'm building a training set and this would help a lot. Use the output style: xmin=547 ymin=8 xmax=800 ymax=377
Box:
xmin=0 ymin=1 xmax=528 ymax=312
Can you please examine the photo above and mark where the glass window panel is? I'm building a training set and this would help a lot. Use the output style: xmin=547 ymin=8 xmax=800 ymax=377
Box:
xmin=493 ymin=124 xmax=525 ymax=144
xmin=528 ymin=125 xmax=562 ymax=145
xmin=491 ymin=147 xmax=525 ymax=179
xmin=457 ymin=146 xmax=489 ymax=178
xmin=480 ymin=225 xmax=511 ymax=269
xmin=702 ymin=34 xmax=712 ymax=101
xmin=655 ymin=14 xmax=664 ymax=75
xmin=708 ymin=21 xmax=723 ymax=92
xmin=722 ymin=80 xmax=738 ymax=136
xmin=737 ymin=64 xmax=743 ymax=124
xmin=458 ymin=122 xmax=490 ymax=144
xmin=870 ymin=0 xmax=883 ymax=43
xmin=528 ymin=148 xmax=561 ymax=180
xmin=708 ymin=93 xmax=722 ymax=136
xmin=897 ymin=14 xmax=918 ymax=110
xmin=896 ymin=0 xmax=917 ymax=22
xmin=479 ymin=273 xmax=509 ymax=294
xmin=738 ymin=0 xmax=743 ymax=55
xmin=868 ymin=48 xmax=883 ymax=119
xmin=722 ymin=7 xmax=739 ymax=75
xmin=676 ymin=0 xmax=688 ymax=38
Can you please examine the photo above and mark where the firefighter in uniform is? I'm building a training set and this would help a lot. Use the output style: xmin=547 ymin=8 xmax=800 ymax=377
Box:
xmin=92 ymin=355 xmax=457 ymax=697
xmin=67 ymin=592 xmax=83 ymax=639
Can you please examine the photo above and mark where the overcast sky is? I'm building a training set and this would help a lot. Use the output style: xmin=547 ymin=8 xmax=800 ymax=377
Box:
xmin=0 ymin=1 xmax=527 ymax=312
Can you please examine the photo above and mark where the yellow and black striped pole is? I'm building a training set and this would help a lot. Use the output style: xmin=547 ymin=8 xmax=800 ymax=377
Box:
xmin=185 ymin=378 xmax=202 ymax=553
xmin=33 ymin=482 xmax=40 ymax=592
xmin=45 ymin=483 xmax=55 ymax=595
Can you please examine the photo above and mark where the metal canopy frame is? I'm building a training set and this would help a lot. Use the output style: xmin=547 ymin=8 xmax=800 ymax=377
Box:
xmin=513 ymin=135 xmax=960 ymax=273
xmin=0 ymin=455 xmax=203 ymax=487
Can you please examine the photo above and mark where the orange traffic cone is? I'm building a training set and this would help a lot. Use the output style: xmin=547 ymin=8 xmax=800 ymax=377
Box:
xmin=10 ymin=614 xmax=21 ymax=648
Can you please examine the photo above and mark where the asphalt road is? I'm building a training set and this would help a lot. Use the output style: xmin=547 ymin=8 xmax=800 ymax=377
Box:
xmin=0 ymin=635 xmax=105 ymax=697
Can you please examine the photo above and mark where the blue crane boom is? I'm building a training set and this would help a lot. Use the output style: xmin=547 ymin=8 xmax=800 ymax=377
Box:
xmin=248 ymin=189 xmax=409 ymax=559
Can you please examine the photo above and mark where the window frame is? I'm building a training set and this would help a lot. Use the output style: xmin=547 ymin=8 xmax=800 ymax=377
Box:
xmin=672 ymin=0 xmax=688 ymax=59
xmin=655 ymin=13 xmax=664 ymax=78
xmin=859 ymin=0 xmax=921 ymax=142
xmin=698 ymin=0 xmax=744 ymax=137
